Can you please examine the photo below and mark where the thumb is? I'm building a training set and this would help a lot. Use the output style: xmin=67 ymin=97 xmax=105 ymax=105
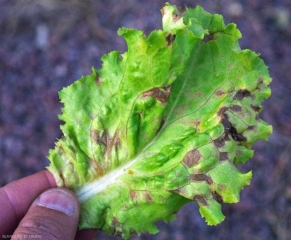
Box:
xmin=13 ymin=188 xmax=80 ymax=240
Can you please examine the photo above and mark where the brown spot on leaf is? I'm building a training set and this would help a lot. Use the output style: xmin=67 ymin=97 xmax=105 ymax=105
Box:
xmin=221 ymin=117 xmax=231 ymax=134
xmin=193 ymin=90 xmax=202 ymax=99
xmin=236 ymin=150 xmax=242 ymax=156
xmin=229 ymin=127 xmax=247 ymax=142
xmin=100 ymin=131 xmax=109 ymax=146
xmin=224 ymin=134 xmax=231 ymax=141
xmin=213 ymin=135 xmax=226 ymax=148
xmin=112 ymin=132 xmax=121 ymax=147
xmin=203 ymin=32 xmax=215 ymax=43
xmin=181 ymin=120 xmax=201 ymax=132
xmin=183 ymin=150 xmax=201 ymax=167
xmin=110 ymin=218 xmax=122 ymax=236
xmin=233 ymin=89 xmax=251 ymax=100
xmin=89 ymin=112 xmax=96 ymax=120
xmin=217 ymin=184 xmax=227 ymax=192
xmin=95 ymin=76 xmax=102 ymax=86
xmin=217 ymin=107 xmax=228 ymax=117
xmin=142 ymin=86 xmax=171 ymax=103
xmin=171 ymin=188 xmax=186 ymax=196
xmin=93 ymin=131 xmax=121 ymax=158
xmin=191 ymin=174 xmax=213 ymax=184
xmin=89 ymin=158 xmax=104 ymax=176
xmin=174 ymin=104 xmax=188 ymax=117
xmin=257 ymin=78 xmax=264 ymax=86
xmin=194 ymin=195 xmax=208 ymax=206
xmin=90 ymin=130 xmax=99 ymax=143
xmin=166 ymin=34 xmax=176 ymax=46
xmin=251 ymin=104 xmax=261 ymax=112
xmin=173 ymin=14 xmax=182 ymax=23
xmin=129 ymin=190 xmax=138 ymax=200
xmin=247 ymin=125 xmax=256 ymax=131
xmin=143 ymin=192 xmax=153 ymax=202
xmin=219 ymin=152 xmax=228 ymax=161
xmin=215 ymin=89 xmax=225 ymax=97
xmin=194 ymin=120 xmax=201 ymax=131
xmin=160 ymin=4 xmax=166 ymax=16
xmin=230 ymin=105 xmax=242 ymax=112
xmin=221 ymin=114 xmax=247 ymax=142
xmin=112 ymin=217 xmax=121 ymax=226
xmin=212 ymin=191 xmax=223 ymax=203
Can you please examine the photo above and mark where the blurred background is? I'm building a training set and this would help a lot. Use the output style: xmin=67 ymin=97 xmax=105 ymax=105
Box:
xmin=0 ymin=0 xmax=290 ymax=239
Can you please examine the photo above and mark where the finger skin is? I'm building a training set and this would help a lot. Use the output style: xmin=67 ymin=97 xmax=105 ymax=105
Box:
xmin=0 ymin=170 xmax=98 ymax=239
xmin=13 ymin=188 xmax=80 ymax=240
xmin=0 ymin=170 xmax=56 ymax=235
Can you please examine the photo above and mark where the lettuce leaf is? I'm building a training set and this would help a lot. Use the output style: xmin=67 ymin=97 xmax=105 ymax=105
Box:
xmin=47 ymin=3 xmax=272 ymax=239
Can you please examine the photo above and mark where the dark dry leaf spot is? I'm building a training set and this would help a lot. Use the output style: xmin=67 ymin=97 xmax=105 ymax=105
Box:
xmin=171 ymin=188 xmax=185 ymax=195
xmin=233 ymin=89 xmax=251 ymax=100
xmin=89 ymin=158 xmax=104 ymax=176
xmin=90 ymin=129 xmax=107 ymax=146
xmin=224 ymin=134 xmax=231 ymax=141
xmin=91 ymin=130 xmax=99 ymax=143
xmin=93 ymin=131 xmax=121 ymax=158
xmin=230 ymin=105 xmax=242 ymax=112
xmin=215 ymin=88 xmax=225 ymax=97
xmin=110 ymin=218 xmax=123 ymax=236
xmin=89 ymin=112 xmax=96 ymax=120
xmin=160 ymin=4 xmax=166 ymax=15
xmin=257 ymin=78 xmax=264 ymax=87
xmin=194 ymin=195 xmax=208 ymax=206
xmin=229 ymin=127 xmax=247 ymax=142
xmin=95 ymin=76 xmax=102 ymax=86
xmin=112 ymin=132 xmax=121 ymax=147
xmin=183 ymin=150 xmax=201 ymax=167
xmin=221 ymin=116 xmax=229 ymax=130
xmin=173 ymin=14 xmax=182 ymax=23
xmin=112 ymin=217 xmax=121 ymax=226
xmin=166 ymin=34 xmax=176 ymax=46
xmin=236 ymin=150 xmax=242 ymax=156
xmin=192 ymin=90 xmax=202 ymax=99
xmin=217 ymin=107 xmax=228 ymax=117
xmin=129 ymin=190 xmax=138 ymax=200
xmin=221 ymin=114 xmax=247 ymax=142
xmin=142 ymin=86 xmax=171 ymax=103
xmin=143 ymin=192 xmax=153 ymax=202
xmin=251 ymin=104 xmax=261 ymax=112
xmin=191 ymin=174 xmax=213 ymax=184
xmin=247 ymin=125 xmax=256 ymax=131
xmin=212 ymin=191 xmax=223 ymax=203
xmin=213 ymin=135 xmax=226 ymax=148
xmin=100 ymin=132 xmax=109 ymax=146
xmin=219 ymin=152 xmax=228 ymax=161
xmin=203 ymin=32 xmax=215 ymax=43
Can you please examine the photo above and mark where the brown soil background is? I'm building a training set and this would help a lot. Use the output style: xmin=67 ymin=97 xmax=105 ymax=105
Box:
xmin=1 ymin=1 xmax=291 ymax=239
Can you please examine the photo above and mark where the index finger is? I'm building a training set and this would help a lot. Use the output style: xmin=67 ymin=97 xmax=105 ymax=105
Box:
xmin=0 ymin=170 xmax=56 ymax=235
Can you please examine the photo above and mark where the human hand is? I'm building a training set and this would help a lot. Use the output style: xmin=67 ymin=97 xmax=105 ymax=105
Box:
xmin=0 ymin=170 xmax=97 ymax=240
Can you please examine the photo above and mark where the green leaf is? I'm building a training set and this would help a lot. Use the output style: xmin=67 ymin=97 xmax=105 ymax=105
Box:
xmin=47 ymin=3 xmax=272 ymax=239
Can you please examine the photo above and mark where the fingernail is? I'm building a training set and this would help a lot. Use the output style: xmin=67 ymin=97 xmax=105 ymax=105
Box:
xmin=37 ymin=188 xmax=77 ymax=215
